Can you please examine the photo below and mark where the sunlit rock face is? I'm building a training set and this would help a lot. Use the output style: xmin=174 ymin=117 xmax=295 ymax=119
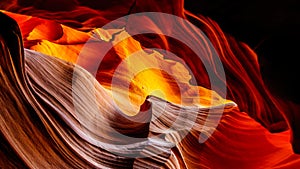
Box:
xmin=1 ymin=0 xmax=300 ymax=168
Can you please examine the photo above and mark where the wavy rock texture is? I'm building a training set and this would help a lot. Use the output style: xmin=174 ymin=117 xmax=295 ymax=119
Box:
xmin=1 ymin=0 xmax=300 ymax=168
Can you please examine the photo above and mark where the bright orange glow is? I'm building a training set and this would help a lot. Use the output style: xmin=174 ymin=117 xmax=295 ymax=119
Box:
xmin=1 ymin=12 xmax=231 ymax=114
